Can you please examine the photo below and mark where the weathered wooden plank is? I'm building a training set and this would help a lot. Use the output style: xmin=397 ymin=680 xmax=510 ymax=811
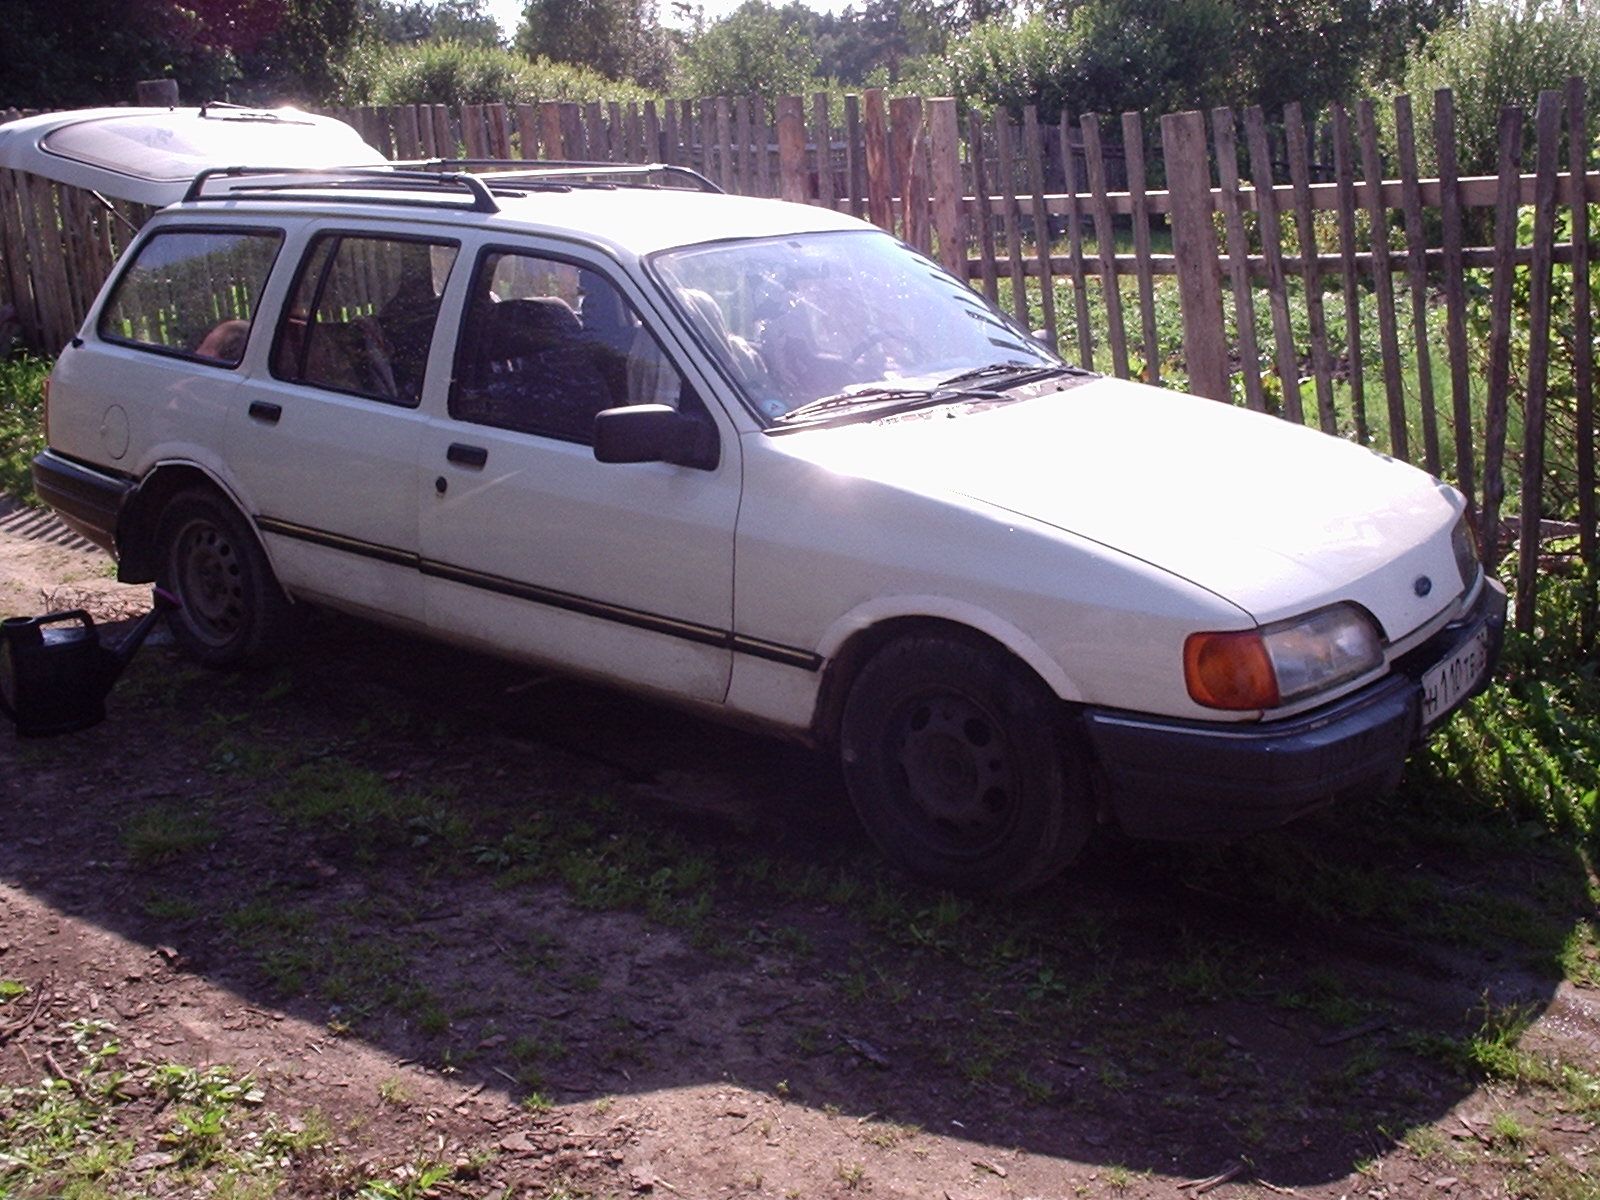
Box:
xmin=395 ymin=104 xmax=422 ymax=159
xmin=717 ymin=97 xmax=734 ymax=188
xmin=1057 ymin=113 xmax=1094 ymax=368
xmin=626 ymin=102 xmax=643 ymax=162
xmin=757 ymin=103 xmax=773 ymax=196
xmin=1394 ymin=95 xmax=1441 ymax=473
xmin=1244 ymin=106 xmax=1303 ymax=423
xmin=1434 ymin=90 xmax=1472 ymax=501
xmin=585 ymin=101 xmax=608 ymax=161
xmin=1121 ymin=112 xmax=1158 ymax=381
xmin=485 ymin=102 xmax=511 ymax=158
xmin=735 ymin=96 xmax=752 ymax=192
xmin=1285 ymin=102 xmax=1337 ymax=433
xmin=1356 ymin=100 xmax=1408 ymax=460
xmin=777 ymin=95 xmax=809 ymax=203
xmin=1515 ymin=91 xmax=1563 ymax=632
xmin=1024 ymin=107 xmax=1059 ymax=351
xmin=844 ymin=94 xmax=863 ymax=217
xmin=23 ymin=173 xmax=76 ymax=351
xmin=607 ymin=101 xmax=624 ymax=161
xmin=892 ymin=96 xmax=928 ymax=251
xmin=863 ymin=89 xmax=892 ymax=231
xmin=1480 ymin=106 xmax=1526 ymax=567
xmin=1081 ymin=114 xmax=1128 ymax=377
xmin=540 ymin=102 xmax=564 ymax=160
xmin=812 ymin=92 xmax=833 ymax=209
xmin=513 ymin=103 xmax=538 ymax=160
xmin=1569 ymin=78 xmax=1596 ymax=646
xmin=662 ymin=100 xmax=679 ymax=165
xmin=928 ymin=98 xmax=964 ymax=277
xmin=1328 ymin=104 xmax=1368 ymax=443
xmin=462 ymin=104 xmax=487 ymax=158
xmin=561 ymin=102 xmax=585 ymax=159
xmin=699 ymin=98 xmax=715 ymax=178
xmin=644 ymin=100 xmax=662 ymax=162
xmin=1161 ymin=112 xmax=1227 ymax=401
xmin=967 ymin=112 xmax=1000 ymax=306
xmin=993 ymin=116 xmax=1029 ymax=328
xmin=1212 ymin=108 xmax=1264 ymax=411
xmin=431 ymin=104 xmax=454 ymax=158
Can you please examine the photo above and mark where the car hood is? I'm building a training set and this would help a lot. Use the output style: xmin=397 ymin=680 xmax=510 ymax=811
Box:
xmin=771 ymin=375 xmax=1468 ymax=639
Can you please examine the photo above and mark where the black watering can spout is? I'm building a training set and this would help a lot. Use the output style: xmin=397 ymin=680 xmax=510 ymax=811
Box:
xmin=0 ymin=587 xmax=182 ymax=737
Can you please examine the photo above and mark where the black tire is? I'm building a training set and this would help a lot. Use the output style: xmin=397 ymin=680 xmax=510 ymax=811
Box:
xmin=155 ymin=488 xmax=294 ymax=669
xmin=838 ymin=634 xmax=1092 ymax=894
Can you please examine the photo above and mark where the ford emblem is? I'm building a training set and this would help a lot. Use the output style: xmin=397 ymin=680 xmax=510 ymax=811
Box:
xmin=1414 ymin=575 xmax=1433 ymax=597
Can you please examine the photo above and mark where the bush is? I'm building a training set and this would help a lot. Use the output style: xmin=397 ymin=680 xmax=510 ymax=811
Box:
xmin=902 ymin=0 xmax=1236 ymax=124
xmin=1398 ymin=0 xmax=1600 ymax=175
xmin=342 ymin=39 xmax=649 ymax=107
xmin=0 ymin=354 xmax=49 ymax=505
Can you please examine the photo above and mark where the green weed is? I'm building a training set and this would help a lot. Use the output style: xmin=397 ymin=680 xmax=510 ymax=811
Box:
xmin=123 ymin=802 xmax=219 ymax=866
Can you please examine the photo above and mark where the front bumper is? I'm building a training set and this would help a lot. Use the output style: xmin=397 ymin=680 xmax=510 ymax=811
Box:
xmin=1082 ymin=578 xmax=1507 ymax=839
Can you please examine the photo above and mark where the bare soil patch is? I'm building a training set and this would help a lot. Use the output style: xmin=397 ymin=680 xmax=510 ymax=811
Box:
xmin=2 ymin=503 xmax=1597 ymax=1199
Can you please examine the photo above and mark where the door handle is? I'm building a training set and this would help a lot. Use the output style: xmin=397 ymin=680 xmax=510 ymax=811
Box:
xmin=248 ymin=400 xmax=282 ymax=425
xmin=447 ymin=443 xmax=488 ymax=468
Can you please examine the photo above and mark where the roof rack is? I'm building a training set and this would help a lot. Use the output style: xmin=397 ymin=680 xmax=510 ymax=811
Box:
xmin=181 ymin=159 xmax=722 ymax=210
xmin=390 ymin=158 xmax=723 ymax=194
xmin=183 ymin=165 xmax=500 ymax=210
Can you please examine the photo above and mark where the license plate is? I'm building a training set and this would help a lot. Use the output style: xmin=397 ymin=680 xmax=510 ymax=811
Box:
xmin=1420 ymin=622 xmax=1491 ymax=728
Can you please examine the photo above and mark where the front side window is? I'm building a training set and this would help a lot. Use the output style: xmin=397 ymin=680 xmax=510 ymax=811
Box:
xmin=451 ymin=251 xmax=691 ymax=444
xmin=271 ymin=234 xmax=458 ymax=406
xmin=99 ymin=228 xmax=283 ymax=366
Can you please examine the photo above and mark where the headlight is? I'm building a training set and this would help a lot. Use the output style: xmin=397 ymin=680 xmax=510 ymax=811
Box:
xmin=1451 ymin=511 xmax=1480 ymax=590
xmin=1184 ymin=604 xmax=1384 ymax=711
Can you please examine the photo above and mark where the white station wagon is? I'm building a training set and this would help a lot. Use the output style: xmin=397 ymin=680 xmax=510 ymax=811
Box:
xmin=30 ymin=153 xmax=1504 ymax=892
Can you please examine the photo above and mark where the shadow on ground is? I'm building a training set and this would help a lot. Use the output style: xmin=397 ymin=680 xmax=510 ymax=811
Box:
xmin=1 ymin=605 xmax=1588 ymax=1190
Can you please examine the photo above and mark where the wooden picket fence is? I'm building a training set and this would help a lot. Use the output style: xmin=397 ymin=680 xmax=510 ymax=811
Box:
xmin=1 ymin=85 xmax=1595 ymax=640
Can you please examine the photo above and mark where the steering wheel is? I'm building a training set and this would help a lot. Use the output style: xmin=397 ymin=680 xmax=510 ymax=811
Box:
xmin=848 ymin=330 xmax=925 ymax=369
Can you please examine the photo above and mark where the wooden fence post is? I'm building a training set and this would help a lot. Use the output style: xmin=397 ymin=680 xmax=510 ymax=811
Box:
xmin=1159 ymin=111 xmax=1228 ymax=402
xmin=926 ymin=98 xmax=964 ymax=278
xmin=863 ymin=89 xmax=893 ymax=231
xmin=776 ymin=96 xmax=809 ymax=202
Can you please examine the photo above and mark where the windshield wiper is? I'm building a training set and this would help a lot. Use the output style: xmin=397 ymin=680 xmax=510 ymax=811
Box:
xmin=773 ymin=384 xmax=1000 ymax=427
xmin=937 ymin=361 xmax=1085 ymax=389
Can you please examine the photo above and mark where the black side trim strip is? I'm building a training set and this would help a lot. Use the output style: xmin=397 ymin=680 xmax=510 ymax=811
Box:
xmin=255 ymin=516 xmax=419 ymax=569
xmin=255 ymin=513 xmax=821 ymax=671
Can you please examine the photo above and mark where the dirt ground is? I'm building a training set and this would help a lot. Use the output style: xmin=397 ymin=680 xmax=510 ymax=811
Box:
xmin=1 ymin=498 xmax=1598 ymax=1200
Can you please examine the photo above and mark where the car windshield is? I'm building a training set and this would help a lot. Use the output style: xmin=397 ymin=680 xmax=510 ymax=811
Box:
xmin=651 ymin=230 xmax=1059 ymax=422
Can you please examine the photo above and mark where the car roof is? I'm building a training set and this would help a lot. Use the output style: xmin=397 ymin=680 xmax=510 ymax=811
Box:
xmin=0 ymin=107 xmax=384 ymax=206
xmin=170 ymin=179 xmax=876 ymax=258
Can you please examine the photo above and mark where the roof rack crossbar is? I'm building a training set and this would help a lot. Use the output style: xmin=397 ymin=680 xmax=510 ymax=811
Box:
xmin=182 ymin=164 xmax=500 ymax=211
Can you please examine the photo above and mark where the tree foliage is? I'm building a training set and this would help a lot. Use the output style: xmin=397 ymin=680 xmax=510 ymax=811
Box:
xmin=680 ymin=2 xmax=820 ymax=99
xmin=515 ymin=0 xmax=675 ymax=88
xmin=370 ymin=0 xmax=505 ymax=47
xmin=343 ymin=37 xmax=646 ymax=104
xmin=0 ymin=0 xmax=367 ymax=107
xmin=1398 ymin=0 xmax=1600 ymax=174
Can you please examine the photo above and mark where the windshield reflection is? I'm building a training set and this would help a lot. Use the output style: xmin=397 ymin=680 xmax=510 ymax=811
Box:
xmin=652 ymin=230 xmax=1059 ymax=421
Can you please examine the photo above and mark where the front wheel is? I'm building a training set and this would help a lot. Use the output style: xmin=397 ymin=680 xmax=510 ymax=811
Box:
xmin=838 ymin=634 xmax=1092 ymax=894
xmin=156 ymin=488 xmax=294 ymax=669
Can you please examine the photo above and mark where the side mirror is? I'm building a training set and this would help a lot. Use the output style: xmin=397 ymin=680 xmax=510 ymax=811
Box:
xmin=593 ymin=404 xmax=719 ymax=471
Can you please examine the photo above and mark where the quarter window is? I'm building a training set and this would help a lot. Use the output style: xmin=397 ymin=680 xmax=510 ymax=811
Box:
xmin=98 ymin=228 xmax=283 ymax=366
xmin=451 ymin=251 xmax=691 ymax=444
xmin=271 ymin=234 xmax=458 ymax=406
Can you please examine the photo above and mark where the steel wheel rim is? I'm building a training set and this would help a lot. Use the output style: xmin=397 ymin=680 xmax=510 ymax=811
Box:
xmin=887 ymin=688 xmax=1019 ymax=858
xmin=173 ymin=517 xmax=246 ymax=646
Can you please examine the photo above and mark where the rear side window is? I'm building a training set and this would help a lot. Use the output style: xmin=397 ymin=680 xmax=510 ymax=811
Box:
xmin=99 ymin=228 xmax=283 ymax=366
xmin=270 ymin=234 xmax=458 ymax=407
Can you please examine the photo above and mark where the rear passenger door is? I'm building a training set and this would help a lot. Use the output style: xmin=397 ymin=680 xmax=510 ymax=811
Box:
xmin=228 ymin=228 xmax=459 ymax=625
xmin=417 ymin=243 xmax=740 ymax=704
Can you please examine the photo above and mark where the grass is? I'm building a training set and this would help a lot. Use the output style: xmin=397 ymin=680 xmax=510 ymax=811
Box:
xmin=0 ymin=352 xmax=48 ymax=503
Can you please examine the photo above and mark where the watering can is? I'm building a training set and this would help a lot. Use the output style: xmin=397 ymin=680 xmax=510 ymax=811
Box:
xmin=0 ymin=588 xmax=179 ymax=737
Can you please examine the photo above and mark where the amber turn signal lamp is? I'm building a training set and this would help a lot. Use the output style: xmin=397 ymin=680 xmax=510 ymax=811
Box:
xmin=1183 ymin=630 xmax=1279 ymax=710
